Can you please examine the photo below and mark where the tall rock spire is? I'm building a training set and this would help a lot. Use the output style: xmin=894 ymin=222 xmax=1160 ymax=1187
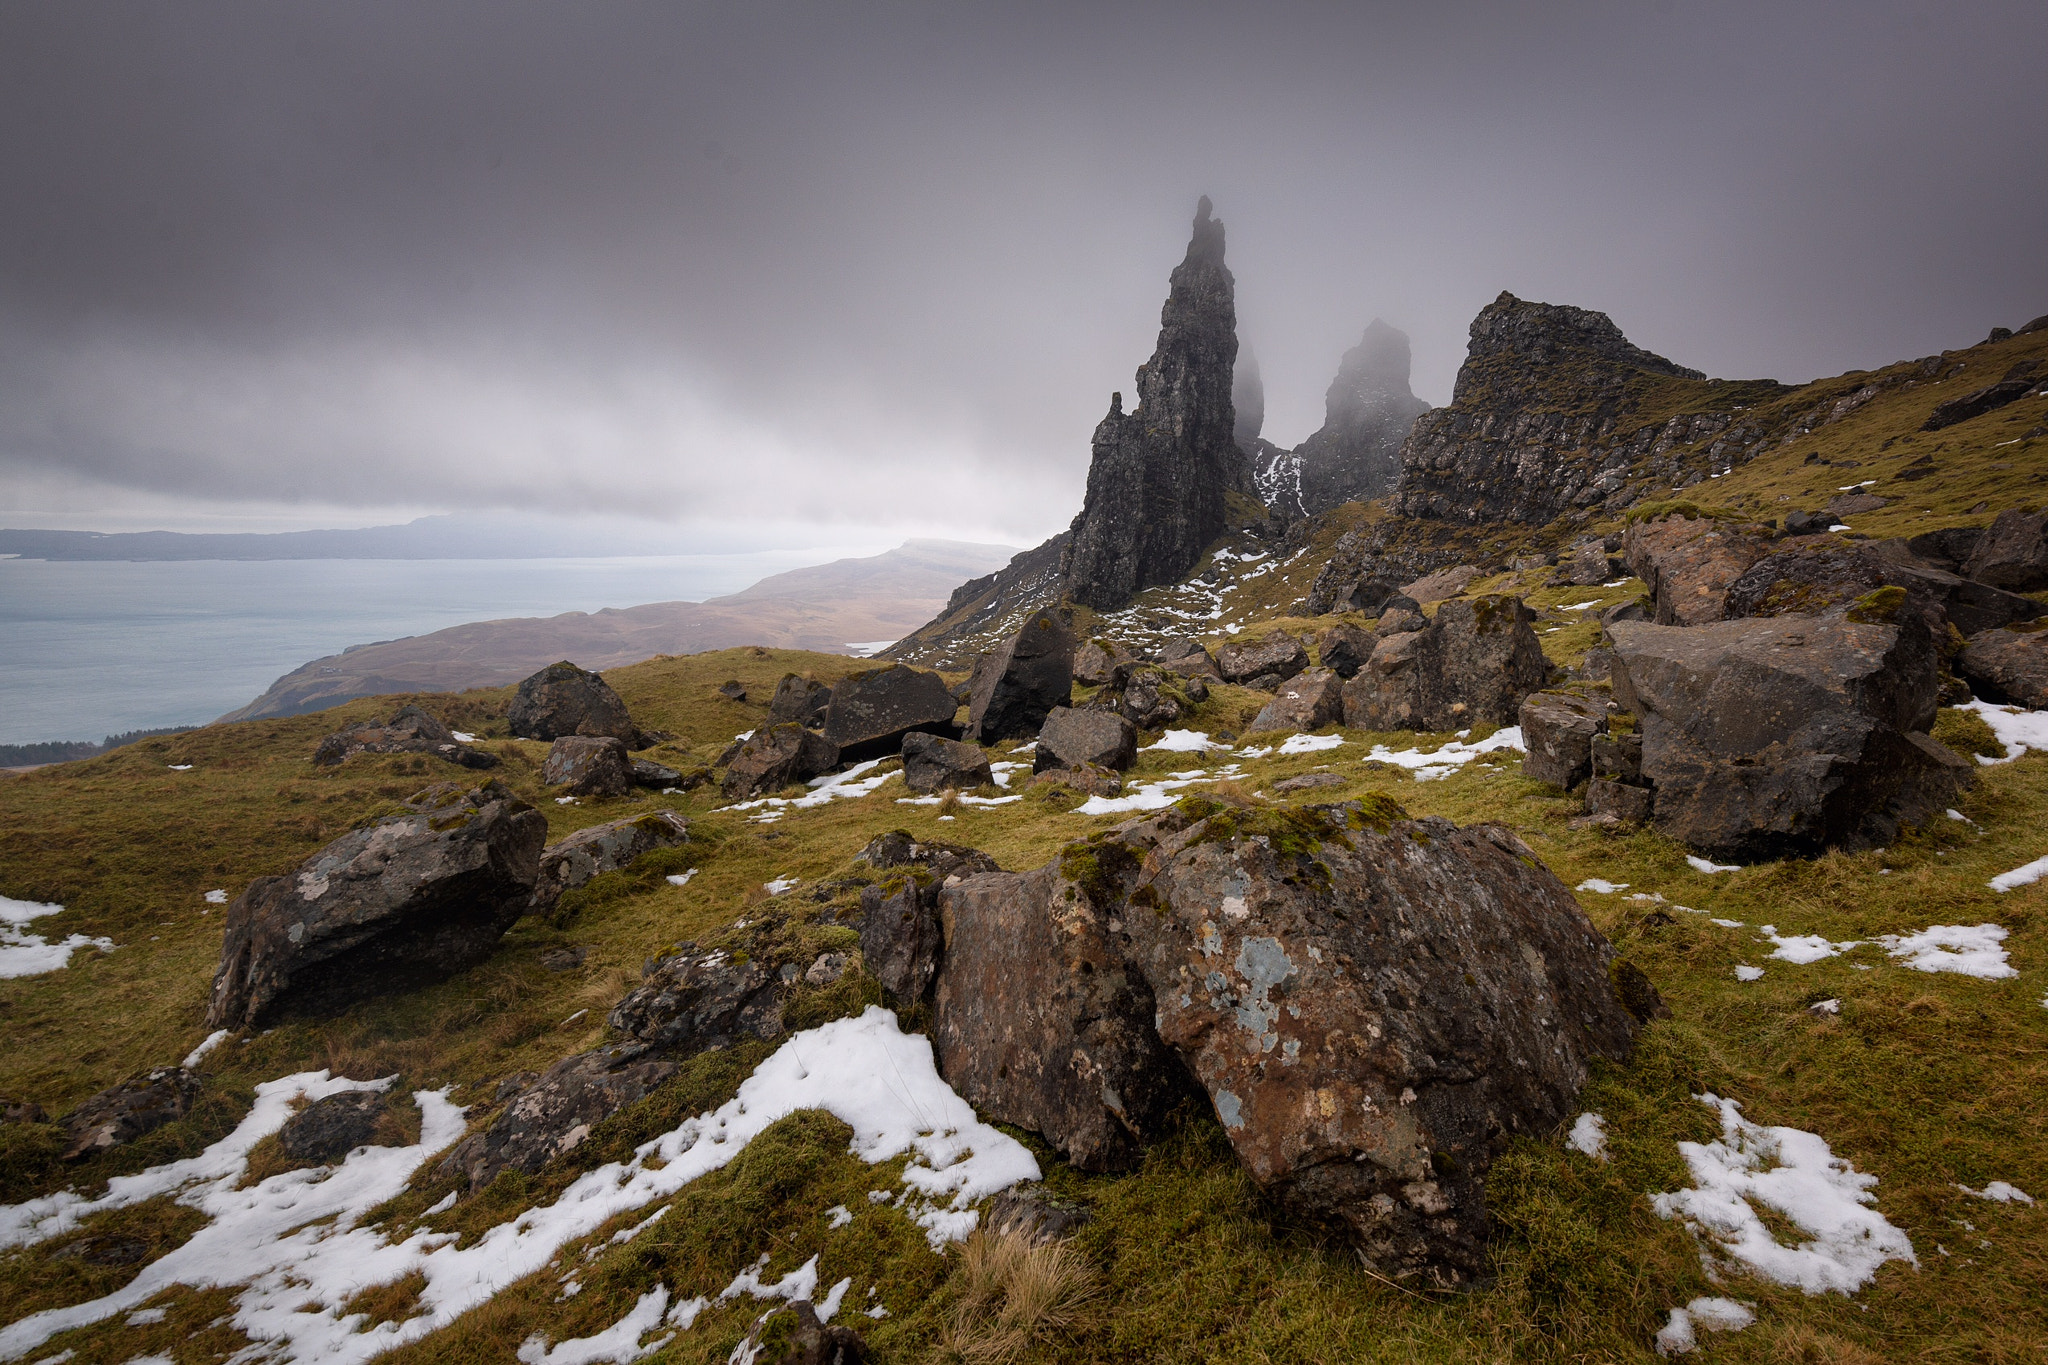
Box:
xmin=1061 ymin=197 xmax=1249 ymax=611
xmin=1287 ymin=319 xmax=1431 ymax=513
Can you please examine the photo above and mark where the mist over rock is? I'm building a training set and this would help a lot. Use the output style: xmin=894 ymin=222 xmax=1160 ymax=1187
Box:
xmin=1232 ymin=342 xmax=1266 ymax=450
xmin=1060 ymin=197 xmax=1251 ymax=611
xmin=1288 ymin=321 xmax=1432 ymax=515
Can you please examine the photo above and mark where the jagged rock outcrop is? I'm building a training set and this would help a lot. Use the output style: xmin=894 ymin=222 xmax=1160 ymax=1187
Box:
xmin=1393 ymin=293 xmax=1773 ymax=526
xmin=768 ymin=674 xmax=832 ymax=728
xmin=1622 ymin=513 xmax=1774 ymax=626
xmin=1061 ymin=198 xmax=1250 ymax=610
xmin=1608 ymin=600 xmax=1973 ymax=856
xmin=312 ymin=705 xmax=498 ymax=770
xmin=1341 ymin=596 xmax=1549 ymax=732
xmin=1727 ymin=536 xmax=2040 ymax=637
xmin=1247 ymin=668 xmax=1343 ymax=733
xmin=205 ymin=781 xmax=546 ymax=1029
xmin=1215 ymin=632 xmax=1309 ymax=687
xmin=856 ymin=833 xmax=1002 ymax=1003
xmin=883 ymin=534 xmax=1070 ymax=671
xmin=965 ymin=607 xmax=1077 ymax=743
xmin=1304 ymin=523 xmax=1461 ymax=617
xmin=1286 ymin=321 xmax=1433 ymax=515
xmin=1963 ymin=508 xmax=2048 ymax=590
xmin=439 ymin=1043 xmax=678 ymax=1191
xmin=1035 ymin=707 xmax=1138 ymax=773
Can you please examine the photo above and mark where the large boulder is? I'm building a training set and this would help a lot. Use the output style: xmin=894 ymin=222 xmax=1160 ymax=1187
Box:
xmin=312 ymin=705 xmax=497 ymax=770
xmin=1035 ymin=707 xmax=1138 ymax=773
xmin=205 ymin=782 xmax=546 ymax=1029
xmin=933 ymin=858 xmax=1194 ymax=1172
xmin=1962 ymin=508 xmax=2048 ymax=591
xmin=1400 ymin=564 xmax=1480 ymax=602
xmin=1562 ymin=541 xmax=1617 ymax=587
xmin=722 ymin=724 xmax=841 ymax=799
xmin=1156 ymin=640 xmax=1222 ymax=681
xmin=1621 ymin=513 xmax=1772 ymax=625
xmin=1073 ymin=638 xmax=1137 ymax=688
xmin=530 ymin=811 xmax=692 ymax=914
xmin=1247 ymin=668 xmax=1343 ymax=734
xmin=1314 ymin=623 xmax=1375 ymax=680
xmin=820 ymin=664 xmax=960 ymax=762
xmin=1341 ymin=595 xmax=1548 ymax=732
xmin=855 ymin=833 xmax=1001 ymax=1003
xmin=1109 ymin=664 xmax=1206 ymax=730
xmin=767 ymin=674 xmax=833 ymax=728
xmin=1518 ymin=692 xmax=1608 ymax=788
xmin=508 ymin=661 xmax=645 ymax=747
xmin=1609 ymin=600 xmax=1974 ymax=856
xmin=1216 ymin=632 xmax=1309 ymax=686
xmin=966 ymin=607 xmax=1077 ymax=744
xmin=1726 ymin=538 xmax=2039 ymax=636
xmin=1958 ymin=626 xmax=2048 ymax=708
xmin=901 ymin=732 xmax=993 ymax=794
xmin=60 ymin=1068 xmax=204 ymax=1162
xmin=438 ymin=1043 xmax=678 ymax=1191
xmin=607 ymin=945 xmax=789 ymax=1055
xmin=540 ymin=735 xmax=633 ymax=797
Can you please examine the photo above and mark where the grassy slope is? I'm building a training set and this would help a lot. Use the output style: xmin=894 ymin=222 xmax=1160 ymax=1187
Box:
xmin=2 ymin=334 xmax=2046 ymax=1363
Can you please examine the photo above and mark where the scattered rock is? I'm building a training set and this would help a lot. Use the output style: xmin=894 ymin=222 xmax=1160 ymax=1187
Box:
xmin=1313 ymin=623 xmax=1375 ymax=679
xmin=509 ymin=661 xmax=646 ymax=747
xmin=803 ymin=952 xmax=849 ymax=987
xmin=1342 ymin=595 xmax=1548 ymax=732
xmin=966 ymin=607 xmax=1077 ymax=743
xmin=853 ymin=831 xmax=1004 ymax=1001
xmin=854 ymin=830 xmax=1002 ymax=880
xmin=1215 ymin=632 xmax=1309 ymax=686
xmin=1109 ymin=665 xmax=1204 ymax=730
xmin=2 ymin=1096 xmax=48 ymax=1125
xmin=629 ymin=757 xmax=683 ymax=788
xmin=541 ymin=735 xmax=634 ymax=798
xmin=1400 ymin=565 xmax=1481 ymax=602
xmin=1035 ymin=707 xmax=1138 ymax=773
xmin=1824 ymin=492 xmax=1888 ymax=518
xmin=1609 ymin=607 xmax=1972 ymax=856
xmin=767 ymin=1301 xmax=872 ymax=1365
xmin=1073 ymin=638 xmax=1137 ymax=688
xmin=722 ymin=724 xmax=841 ymax=799
xmin=1782 ymin=510 xmax=1830 ymax=536
xmin=205 ymin=781 xmax=546 ymax=1029
xmin=60 ymin=1067 xmax=204 ymax=1161
xmin=1727 ymin=538 xmax=2040 ymax=637
xmin=901 ymin=731 xmax=994 ymax=794
xmin=1563 ymin=542 xmax=1616 ymax=587
xmin=1375 ymin=595 xmax=1426 ymax=636
xmin=768 ymin=674 xmax=833 ymax=728
xmin=1585 ymin=777 xmax=1653 ymax=824
xmin=1904 ymin=525 xmax=1984 ymax=572
xmin=540 ymin=946 xmax=587 ymax=972
xmin=1600 ymin=599 xmax=1649 ymax=628
xmin=718 ymin=681 xmax=748 ymax=702
xmin=438 ymin=1043 xmax=678 ymax=1191
xmin=1247 ymin=667 xmax=1344 ymax=733
xmin=1962 ymin=508 xmax=2048 ymax=591
xmin=1157 ymin=641 xmax=1222 ymax=681
xmin=51 ymin=1235 xmax=150 ymax=1266
xmin=1518 ymin=692 xmax=1608 ymax=788
xmin=1621 ymin=513 xmax=1772 ymax=626
xmin=1958 ymin=627 xmax=2048 ymax=708
xmin=531 ymin=811 xmax=692 ymax=914
xmin=607 ymin=948 xmax=787 ymax=1055
xmin=982 ymin=1183 xmax=1094 ymax=1245
xmin=312 ymin=705 xmax=498 ymax=770
xmin=1030 ymin=765 xmax=1124 ymax=798
xmin=1269 ymin=771 xmax=1345 ymax=794
xmin=277 ymin=1090 xmax=389 ymax=1163
xmin=820 ymin=664 xmax=961 ymax=762
xmin=1591 ymin=730 xmax=1643 ymax=783
xmin=1923 ymin=376 xmax=2035 ymax=431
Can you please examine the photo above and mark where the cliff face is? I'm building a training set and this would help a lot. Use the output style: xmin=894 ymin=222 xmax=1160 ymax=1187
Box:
xmin=1393 ymin=293 xmax=1743 ymax=526
xmin=1286 ymin=320 xmax=1432 ymax=515
xmin=1060 ymin=198 xmax=1250 ymax=610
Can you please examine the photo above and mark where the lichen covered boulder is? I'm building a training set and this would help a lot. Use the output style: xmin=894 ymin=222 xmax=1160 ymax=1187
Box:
xmin=1342 ymin=595 xmax=1548 ymax=732
xmin=722 ymin=724 xmax=840 ymax=799
xmin=965 ymin=607 xmax=1077 ymax=744
xmin=1248 ymin=667 xmax=1344 ymax=733
xmin=819 ymin=664 xmax=960 ymax=762
xmin=438 ymin=1043 xmax=677 ymax=1191
xmin=508 ymin=661 xmax=646 ymax=747
xmin=1216 ymin=631 xmax=1309 ymax=686
xmin=60 ymin=1067 xmax=204 ymax=1162
xmin=1518 ymin=691 xmax=1608 ymax=788
xmin=540 ymin=735 xmax=633 ymax=797
xmin=205 ymin=781 xmax=546 ymax=1029
xmin=900 ymin=731 xmax=993 ymax=794
xmin=1035 ymin=707 xmax=1137 ymax=773
xmin=530 ymin=811 xmax=691 ymax=914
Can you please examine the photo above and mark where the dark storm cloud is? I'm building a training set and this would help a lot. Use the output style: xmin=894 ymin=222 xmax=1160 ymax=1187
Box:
xmin=2 ymin=1 xmax=2043 ymax=537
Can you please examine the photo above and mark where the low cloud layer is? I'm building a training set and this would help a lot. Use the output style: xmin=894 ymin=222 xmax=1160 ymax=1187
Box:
xmin=2 ymin=1 xmax=2043 ymax=539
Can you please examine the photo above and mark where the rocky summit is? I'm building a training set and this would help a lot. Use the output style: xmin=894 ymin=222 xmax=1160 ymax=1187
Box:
xmin=1256 ymin=319 xmax=1432 ymax=517
xmin=1060 ymin=197 xmax=1250 ymax=611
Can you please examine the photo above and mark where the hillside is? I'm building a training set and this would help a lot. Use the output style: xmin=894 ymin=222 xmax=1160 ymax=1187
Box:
xmin=219 ymin=540 xmax=1019 ymax=723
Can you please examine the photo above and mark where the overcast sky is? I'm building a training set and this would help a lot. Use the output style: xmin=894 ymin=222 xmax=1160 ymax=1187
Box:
xmin=3 ymin=1 xmax=2043 ymax=546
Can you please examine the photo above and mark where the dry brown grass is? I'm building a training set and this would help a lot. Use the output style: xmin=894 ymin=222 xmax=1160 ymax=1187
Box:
xmin=341 ymin=1269 xmax=428 ymax=1330
xmin=937 ymin=1229 xmax=1098 ymax=1365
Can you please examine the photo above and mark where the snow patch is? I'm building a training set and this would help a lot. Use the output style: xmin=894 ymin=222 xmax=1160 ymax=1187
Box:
xmin=1955 ymin=1181 xmax=2033 ymax=1204
xmin=1734 ymin=965 xmax=1765 ymax=981
xmin=1566 ymin=1113 xmax=1609 ymax=1161
xmin=1576 ymin=879 xmax=1627 ymax=895
xmin=1654 ymin=1297 xmax=1755 ymax=1356
xmin=1989 ymin=854 xmax=2048 ymax=893
xmin=0 ymin=896 xmax=114 ymax=980
xmin=1686 ymin=855 xmax=1741 ymax=874
xmin=204 ymin=889 xmax=228 ymax=904
xmin=1879 ymin=924 xmax=2016 ymax=978
xmin=1073 ymin=765 xmax=1244 ymax=816
xmin=518 ymin=1284 xmax=674 ymax=1364
xmin=1760 ymin=926 xmax=1861 ymax=965
xmin=1360 ymin=726 xmax=1524 ymax=782
xmin=722 ymin=759 xmax=901 ymax=819
xmin=1958 ymin=698 xmax=2048 ymax=763
xmin=1276 ymin=732 xmax=1344 ymax=755
xmin=1145 ymin=730 xmax=1226 ymax=753
xmin=181 ymin=1029 xmax=231 ymax=1068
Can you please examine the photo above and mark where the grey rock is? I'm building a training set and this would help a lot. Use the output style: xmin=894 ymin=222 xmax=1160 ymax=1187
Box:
xmin=855 ymin=834 xmax=1002 ymax=1004
xmin=1923 ymin=377 xmax=2035 ymax=431
xmin=1590 ymin=730 xmax=1643 ymax=783
xmin=1600 ymin=599 xmax=1649 ymax=628
xmin=508 ymin=661 xmax=645 ymax=747
xmin=1622 ymin=513 xmax=1774 ymax=626
xmin=1073 ymin=638 xmax=1137 ymax=688
xmin=1269 ymin=771 xmax=1346 ymax=794
xmin=820 ymin=664 xmax=960 ymax=762
xmin=61 ymin=1067 xmax=203 ymax=1161
xmin=1342 ymin=596 xmax=1549 ymax=733
xmin=1247 ymin=667 xmax=1344 ymax=733
xmin=1904 ymin=525 xmax=1984 ymax=572
xmin=966 ymin=607 xmax=1077 ymax=744
xmin=1215 ymin=632 xmax=1308 ymax=685
xmin=1399 ymin=565 xmax=1480 ymax=603
xmin=1 ymin=1096 xmax=47 ymax=1125
xmin=278 ymin=1090 xmax=388 ymax=1163
xmin=629 ymin=757 xmax=682 ymax=787
xmin=1962 ymin=509 xmax=2048 ymax=591
xmin=1111 ymin=664 xmax=1202 ymax=730
xmin=1586 ymin=778 xmax=1653 ymax=824
xmin=764 ymin=1301 xmax=873 ymax=1365
xmin=1061 ymin=199 xmax=1251 ymax=610
xmin=1030 ymin=764 xmax=1125 ymax=799
xmin=1563 ymin=542 xmax=1617 ymax=587
xmin=312 ymin=705 xmax=498 ymax=770
xmin=901 ymin=731 xmax=993 ymax=794
xmin=1375 ymin=600 xmax=1426 ymax=636
xmin=717 ymin=680 xmax=747 ymax=702
xmin=531 ymin=811 xmax=692 ymax=914
xmin=607 ymin=947 xmax=786 ymax=1055
xmin=1518 ymin=692 xmax=1608 ymax=788
xmin=768 ymin=674 xmax=833 ymax=728
xmin=438 ymin=1043 xmax=678 ymax=1191
xmin=1728 ymin=539 xmax=2040 ymax=637
xmin=1314 ymin=623 xmax=1375 ymax=679
xmin=541 ymin=735 xmax=634 ymax=798
xmin=1035 ymin=707 xmax=1138 ymax=773
xmin=982 ymin=1184 xmax=1093 ymax=1245
xmin=1958 ymin=627 xmax=2048 ymax=708
xmin=206 ymin=781 xmax=546 ymax=1029
xmin=1282 ymin=320 xmax=1432 ymax=514
xmin=722 ymin=724 xmax=841 ymax=799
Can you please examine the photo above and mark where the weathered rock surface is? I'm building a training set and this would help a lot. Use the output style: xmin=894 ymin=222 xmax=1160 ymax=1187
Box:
xmin=768 ymin=674 xmax=833 ymax=728
xmin=770 ymin=1302 xmax=873 ymax=1365
xmin=1609 ymin=608 xmax=1972 ymax=855
xmin=1621 ymin=513 xmax=1772 ymax=625
xmin=206 ymin=781 xmax=546 ymax=1029
xmin=1923 ymin=367 xmax=2039 ymax=431
xmin=278 ymin=1090 xmax=389 ymax=1163
xmin=1400 ymin=565 xmax=1480 ymax=603
xmin=1269 ymin=771 xmax=1346 ymax=794
xmin=1962 ymin=508 xmax=2048 ymax=590
xmin=722 ymin=724 xmax=841 ymax=799
xmin=1280 ymin=320 xmax=1432 ymax=515
xmin=1958 ymin=626 xmax=2048 ymax=707
xmin=61 ymin=1067 xmax=204 ymax=1161
xmin=1073 ymin=638 xmax=1137 ymax=688
xmin=1314 ymin=623 xmax=1375 ymax=679
xmin=531 ymin=811 xmax=692 ymax=914
xmin=1105 ymin=664 xmax=1206 ymax=730
xmin=1726 ymin=538 xmax=2040 ymax=636
xmin=933 ymin=859 xmax=1194 ymax=1172
xmin=1035 ymin=707 xmax=1138 ymax=773
xmin=1248 ymin=668 xmax=1344 ymax=733
xmin=1518 ymin=692 xmax=1608 ymax=788
xmin=901 ymin=731 xmax=993 ymax=794
xmin=1375 ymin=595 xmax=1426 ymax=635
xmin=1216 ymin=632 xmax=1308 ymax=686
xmin=1585 ymin=778 xmax=1653 ymax=824
xmin=1563 ymin=541 xmax=1618 ymax=587
xmin=1061 ymin=199 xmax=1251 ymax=610
xmin=607 ymin=947 xmax=787 ymax=1054
xmin=1031 ymin=764 xmax=1125 ymax=799
xmin=312 ymin=705 xmax=498 ymax=770
xmin=509 ymin=661 xmax=645 ymax=747
xmin=855 ymin=833 xmax=1001 ymax=1003
xmin=1342 ymin=596 xmax=1549 ymax=733
xmin=541 ymin=735 xmax=634 ymax=797
xmin=820 ymin=664 xmax=959 ymax=761
xmin=1156 ymin=638 xmax=1222 ymax=679
xmin=439 ymin=1043 xmax=678 ymax=1191
xmin=966 ymin=608 xmax=1076 ymax=743
xmin=1305 ymin=526 xmax=1456 ymax=618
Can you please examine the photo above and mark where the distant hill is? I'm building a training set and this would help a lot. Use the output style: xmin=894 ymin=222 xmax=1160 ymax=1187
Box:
xmin=217 ymin=539 xmax=1019 ymax=722
xmin=0 ymin=512 xmax=735 ymax=561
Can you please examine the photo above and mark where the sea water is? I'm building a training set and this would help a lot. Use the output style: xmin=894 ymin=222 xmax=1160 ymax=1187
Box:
xmin=0 ymin=553 xmax=826 ymax=745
